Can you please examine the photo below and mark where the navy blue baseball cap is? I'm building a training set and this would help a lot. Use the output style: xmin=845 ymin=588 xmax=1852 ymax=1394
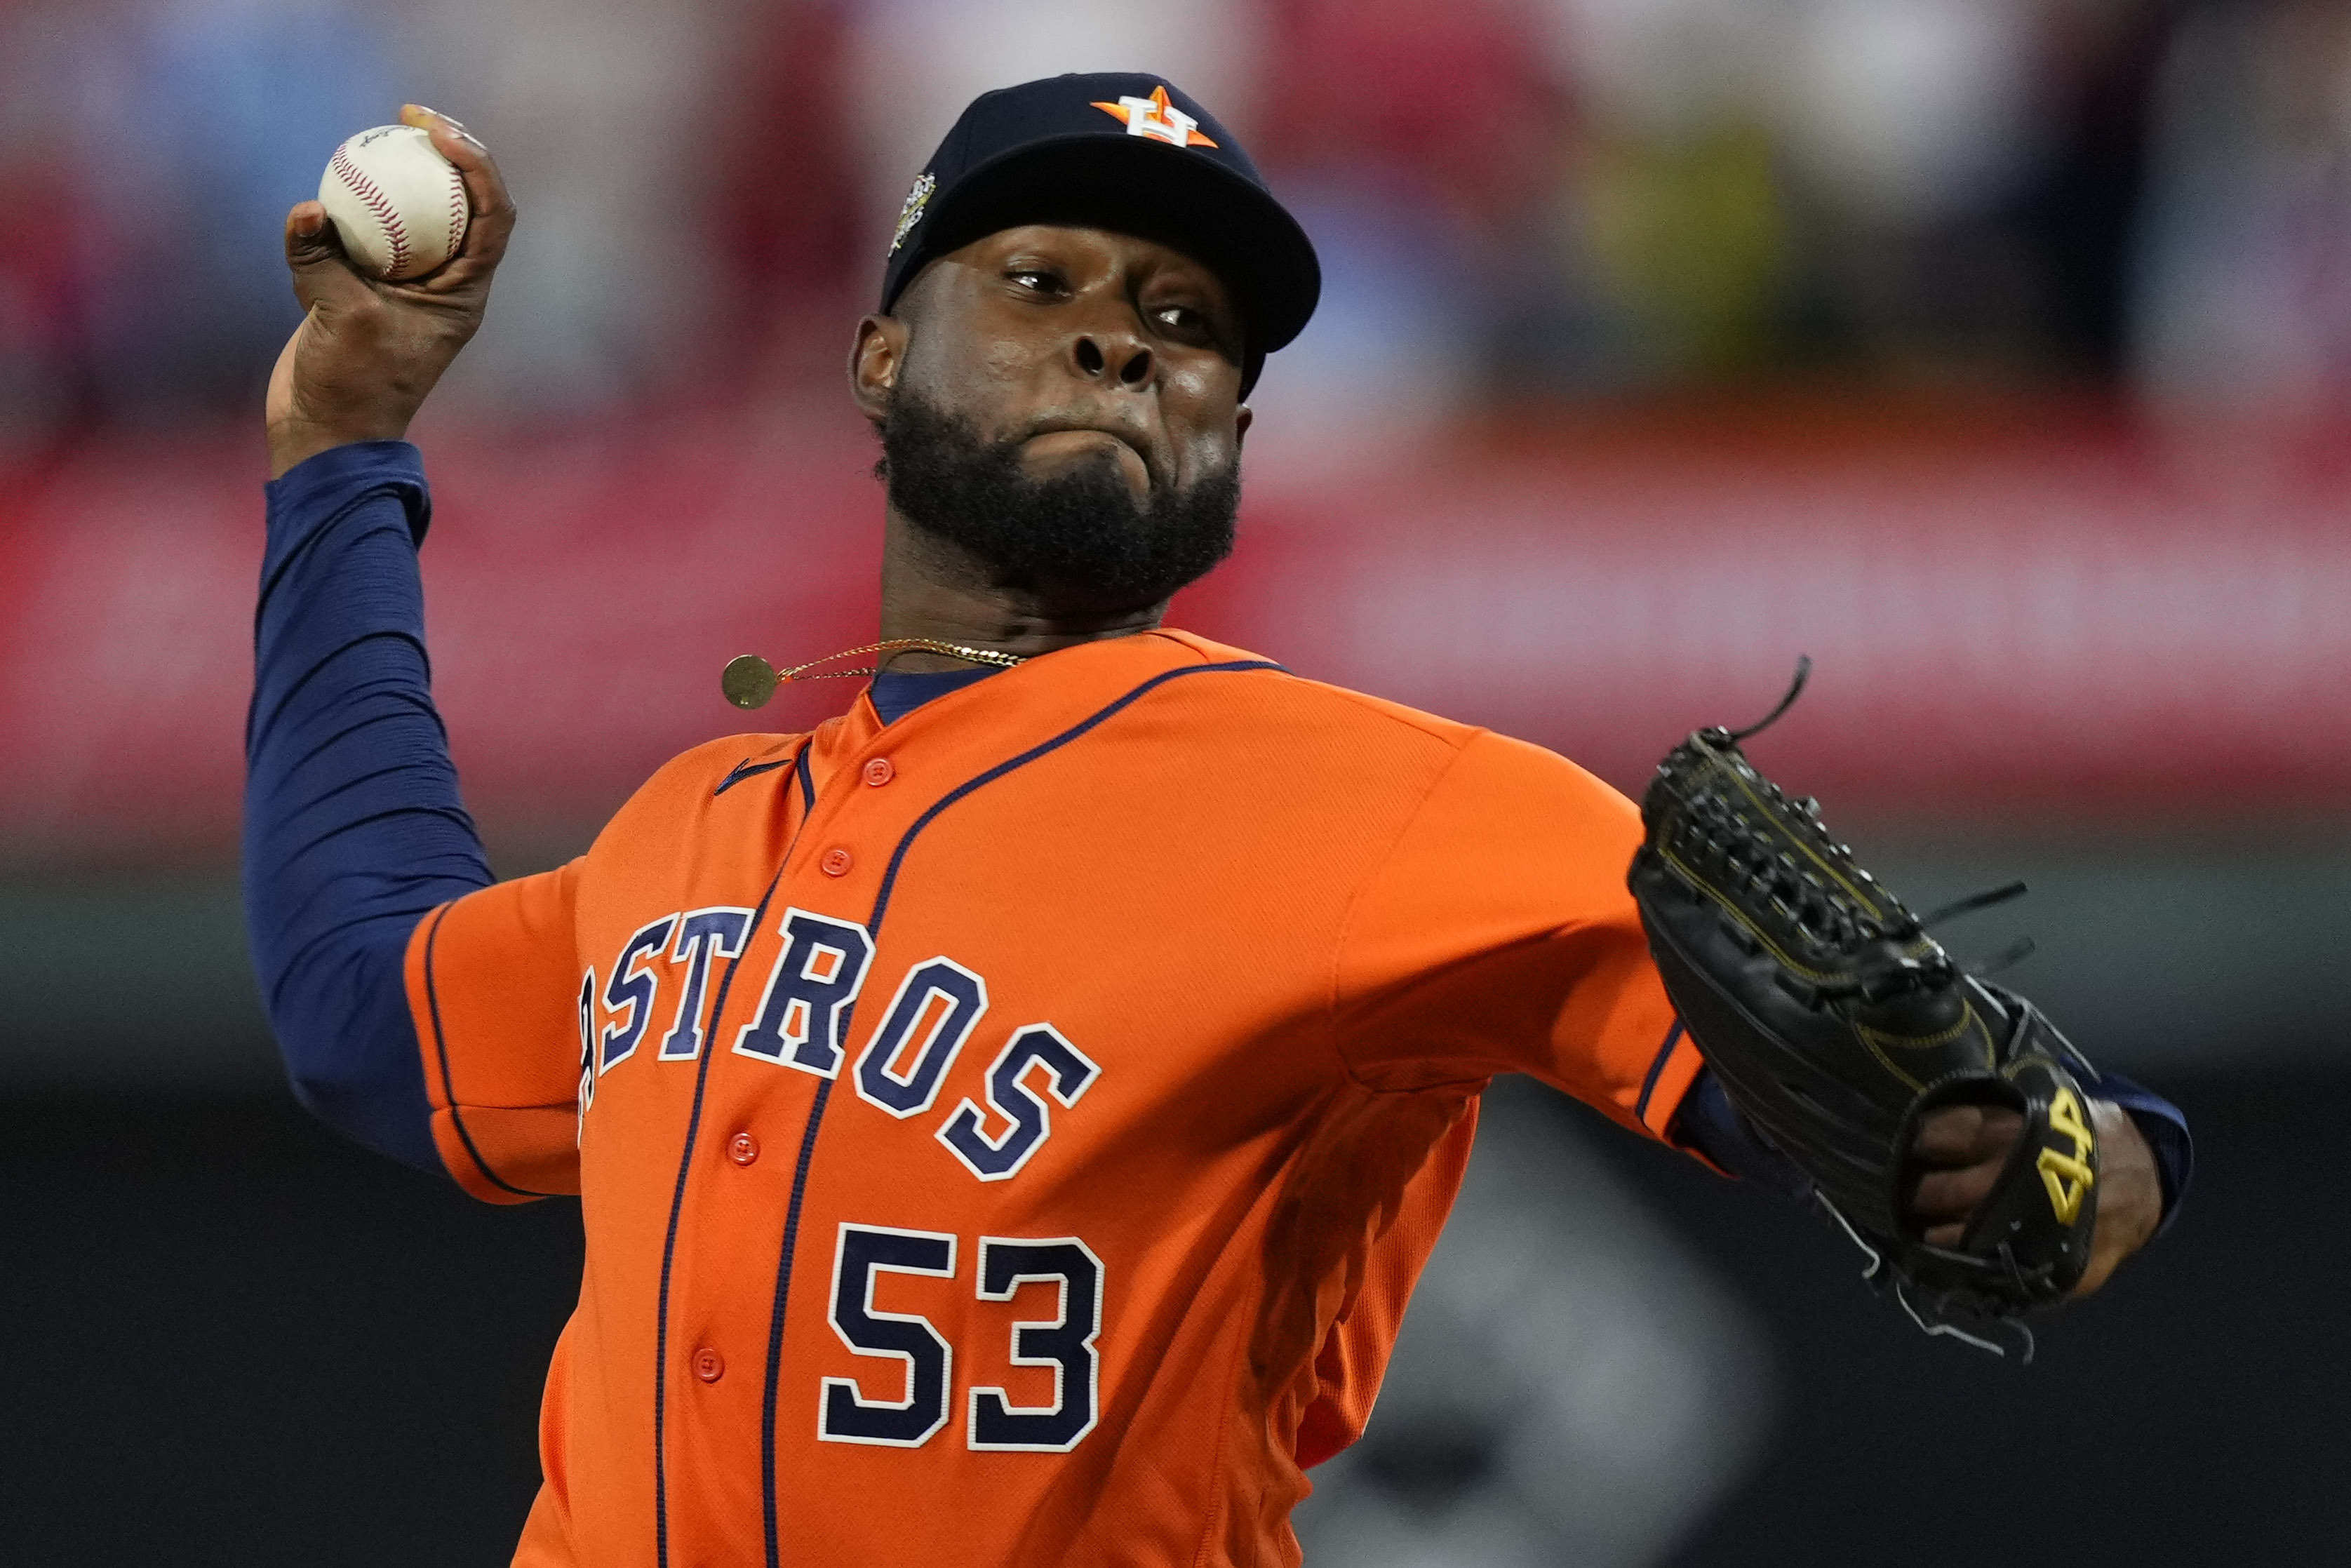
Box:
xmin=878 ymin=73 xmax=1320 ymax=397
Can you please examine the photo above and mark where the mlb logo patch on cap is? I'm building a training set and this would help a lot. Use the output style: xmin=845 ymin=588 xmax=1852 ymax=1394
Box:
xmin=889 ymin=173 xmax=937 ymax=255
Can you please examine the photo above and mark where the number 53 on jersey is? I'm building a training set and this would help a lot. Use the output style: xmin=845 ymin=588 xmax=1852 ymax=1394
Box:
xmin=822 ymin=1226 xmax=1104 ymax=1454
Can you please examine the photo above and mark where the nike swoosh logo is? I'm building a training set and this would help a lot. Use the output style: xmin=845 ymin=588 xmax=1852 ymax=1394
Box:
xmin=714 ymin=756 xmax=793 ymax=797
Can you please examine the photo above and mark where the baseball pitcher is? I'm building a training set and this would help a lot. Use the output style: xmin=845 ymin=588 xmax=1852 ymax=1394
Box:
xmin=246 ymin=81 xmax=2190 ymax=1568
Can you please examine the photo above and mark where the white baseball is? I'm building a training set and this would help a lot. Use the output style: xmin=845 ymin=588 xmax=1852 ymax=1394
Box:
xmin=318 ymin=124 xmax=469 ymax=281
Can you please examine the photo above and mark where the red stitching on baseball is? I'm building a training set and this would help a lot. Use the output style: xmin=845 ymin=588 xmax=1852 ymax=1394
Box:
xmin=447 ymin=164 xmax=469 ymax=262
xmin=331 ymin=143 xmax=412 ymax=277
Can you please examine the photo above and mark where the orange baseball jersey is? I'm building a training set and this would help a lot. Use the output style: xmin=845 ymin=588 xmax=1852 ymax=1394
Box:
xmin=404 ymin=627 xmax=1704 ymax=1567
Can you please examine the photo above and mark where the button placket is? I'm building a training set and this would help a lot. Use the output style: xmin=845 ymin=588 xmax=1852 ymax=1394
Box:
xmin=789 ymin=735 xmax=919 ymax=886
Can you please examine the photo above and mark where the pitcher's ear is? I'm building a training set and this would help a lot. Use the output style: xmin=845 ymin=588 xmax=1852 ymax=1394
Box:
xmin=851 ymin=314 xmax=909 ymax=425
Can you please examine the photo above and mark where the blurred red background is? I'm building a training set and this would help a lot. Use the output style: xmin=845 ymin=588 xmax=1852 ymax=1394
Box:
xmin=5 ymin=392 xmax=2345 ymax=868
xmin=8 ymin=0 xmax=2349 ymax=866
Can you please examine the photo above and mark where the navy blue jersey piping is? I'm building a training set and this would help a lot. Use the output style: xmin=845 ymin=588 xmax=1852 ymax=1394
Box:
xmin=758 ymin=657 xmax=1281 ymax=1564
xmin=653 ymin=737 xmax=815 ymax=1568
xmin=1633 ymin=1018 xmax=1687 ymax=1125
xmin=421 ymin=902 xmax=558 ymax=1199
xmin=760 ymin=1073 xmax=833 ymax=1560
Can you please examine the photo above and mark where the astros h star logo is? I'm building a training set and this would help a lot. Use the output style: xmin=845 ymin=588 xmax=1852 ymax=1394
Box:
xmin=1090 ymin=85 xmax=1218 ymax=148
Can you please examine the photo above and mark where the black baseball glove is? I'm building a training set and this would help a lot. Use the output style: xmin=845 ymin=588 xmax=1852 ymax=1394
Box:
xmin=1627 ymin=662 xmax=2100 ymax=1348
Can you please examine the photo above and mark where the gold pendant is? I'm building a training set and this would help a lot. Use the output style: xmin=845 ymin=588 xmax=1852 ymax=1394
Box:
xmin=721 ymin=654 xmax=782 ymax=710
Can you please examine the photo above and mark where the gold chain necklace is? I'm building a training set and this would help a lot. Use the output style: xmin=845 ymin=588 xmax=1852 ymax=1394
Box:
xmin=720 ymin=639 xmax=1027 ymax=711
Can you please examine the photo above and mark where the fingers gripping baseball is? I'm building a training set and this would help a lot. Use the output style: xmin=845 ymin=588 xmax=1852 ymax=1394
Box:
xmin=418 ymin=107 xmax=518 ymax=285
xmin=282 ymin=200 xmax=370 ymax=307
xmin=266 ymin=106 xmax=516 ymax=479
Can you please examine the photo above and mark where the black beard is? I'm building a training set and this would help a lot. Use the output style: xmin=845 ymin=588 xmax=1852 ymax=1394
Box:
xmin=877 ymin=391 xmax=1240 ymax=611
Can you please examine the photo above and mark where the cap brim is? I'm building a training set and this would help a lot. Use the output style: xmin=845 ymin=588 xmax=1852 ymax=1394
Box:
xmin=886 ymin=134 xmax=1321 ymax=361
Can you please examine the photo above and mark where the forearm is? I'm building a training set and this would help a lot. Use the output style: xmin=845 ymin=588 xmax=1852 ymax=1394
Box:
xmin=242 ymin=441 xmax=492 ymax=1171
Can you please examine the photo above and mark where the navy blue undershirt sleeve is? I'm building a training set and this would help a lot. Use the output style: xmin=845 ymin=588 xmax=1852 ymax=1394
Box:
xmin=1672 ymin=1059 xmax=2193 ymax=1232
xmin=243 ymin=441 xmax=493 ymax=1173
xmin=1672 ymin=1070 xmax=1816 ymax=1199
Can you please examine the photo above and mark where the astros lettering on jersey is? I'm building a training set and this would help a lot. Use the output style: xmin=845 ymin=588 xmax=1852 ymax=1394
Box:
xmin=408 ymin=629 xmax=1702 ymax=1566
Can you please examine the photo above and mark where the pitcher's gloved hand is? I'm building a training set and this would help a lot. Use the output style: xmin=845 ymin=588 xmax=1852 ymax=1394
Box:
xmin=1627 ymin=662 xmax=2130 ymax=1339
xmin=1908 ymin=1098 xmax=2159 ymax=1300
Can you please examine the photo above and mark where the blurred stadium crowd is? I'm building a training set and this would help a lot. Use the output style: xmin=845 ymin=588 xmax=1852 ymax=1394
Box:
xmin=4 ymin=0 xmax=2349 ymax=457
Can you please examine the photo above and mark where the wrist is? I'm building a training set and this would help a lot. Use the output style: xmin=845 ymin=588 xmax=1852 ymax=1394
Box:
xmin=268 ymin=416 xmax=413 ymax=481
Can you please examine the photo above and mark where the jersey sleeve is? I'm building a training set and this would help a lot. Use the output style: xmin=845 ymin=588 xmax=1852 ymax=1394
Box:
xmin=1331 ymin=730 xmax=1703 ymax=1140
xmin=404 ymin=860 xmax=587 ymax=1202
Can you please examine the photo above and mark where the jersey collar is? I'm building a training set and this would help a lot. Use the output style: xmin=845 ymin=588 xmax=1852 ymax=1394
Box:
xmin=803 ymin=628 xmax=1273 ymax=789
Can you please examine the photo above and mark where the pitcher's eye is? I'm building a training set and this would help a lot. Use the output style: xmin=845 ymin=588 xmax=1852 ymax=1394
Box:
xmin=1007 ymin=267 xmax=1066 ymax=296
xmin=1153 ymin=304 xmax=1212 ymax=340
